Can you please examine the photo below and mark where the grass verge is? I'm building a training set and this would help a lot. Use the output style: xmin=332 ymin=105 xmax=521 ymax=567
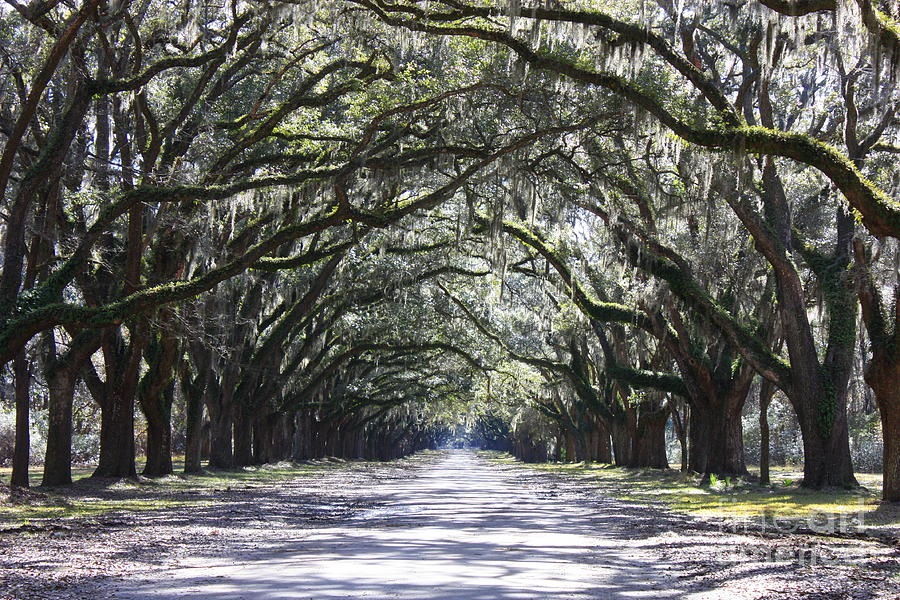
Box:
xmin=0 ymin=459 xmax=356 ymax=529
xmin=480 ymin=451 xmax=900 ymax=531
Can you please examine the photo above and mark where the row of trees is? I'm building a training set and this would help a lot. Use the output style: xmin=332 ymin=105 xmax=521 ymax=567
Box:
xmin=0 ymin=0 xmax=897 ymax=501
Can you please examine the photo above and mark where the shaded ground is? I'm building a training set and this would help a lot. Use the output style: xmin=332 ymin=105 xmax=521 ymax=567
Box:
xmin=1 ymin=450 xmax=898 ymax=599
xmin=0 ymin=461 xmax=344 ymax=527
xmin=513 ymin=458 xmax=900 ymax=532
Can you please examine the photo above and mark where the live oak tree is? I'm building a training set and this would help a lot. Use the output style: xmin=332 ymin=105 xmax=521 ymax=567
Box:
xmin=1 ymin=0 xmax=571 ymax=481
xmin=1 ymin=0 xmax=898 ymax=502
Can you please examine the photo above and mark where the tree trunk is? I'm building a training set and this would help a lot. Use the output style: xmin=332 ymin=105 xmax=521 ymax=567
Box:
xmin=252 ymin=413 xmax=278 ymax=464
xmin=355 ymin=428 xmax=366 ymax=459
xmin=852 ymin=238 xmax=899 ymax=502
xmin=759 ymin=379 xmax=776 ymax=485
xmin=291 ymin=414 xmax=305 ymax=461
xmin=688 ymin=408 xmax=709 ymax=475
xmin=252 ymin=416 xmax=266 ymax=464
xmin=279 ymin=415 xmax=293 ymax=461
xmin=208 ymin=409 xmax=234 ymax=469
xmin=42 ymin=334 xmax=100 ymax=486
xmin=293 ymin=412 xmax=313 ymax=461
xmin=690 ymin=391 xmax=748 ymax=476
xmin=312 ymin=419 xmax=325 ymax=459
xmin=865 ymin=354 xmax=900 ymax=501
xmin=233 ymin=404 xmax=253 ymax=467
xmin=881 ymin=402 xmax=900 ymax=503
xmin=789 ymin=382 xmax=856 ymax=489
xmin=553 ymin=429 xmax=562 ymax=461
xmin=138 ymin=316 xmax=179 ymax=477
xmin=609 ymin=419 xmax=632 ymax=467
xmin=737 ymin=160 xmax=857 ymax=489
xmin=183 ymin=381 xmax=206 ymax=474
xmin=42 ymin=367 xmax=77 ymax=486
xmin=207 ymin=397 xmax=234 ymax=469
xmin=10 ymin=352 xmax=31 ymax=488
xmin=574 ymin=429 xmax=588 ymax=462
xmin=631 ymin=409 xmax=668 ymax=469
xmin=94 ymin=388 xmax=138 ymax=478
xmin=670 ymin=402 xmax=688 ymax=473
xmin=585 ymin=429 xmax=597 ymax=462
xmin=594 ymin=422 xmax=612 ymax=463
xmin=142 ymin=388 xmax=173 ymax=477
xmin=365 ymin=429 xmax=376 ymax=460
xmin=93 ymin=326 xmax=146 ymax=479
xmin=564 ymin=430 xmax=576 ymax=463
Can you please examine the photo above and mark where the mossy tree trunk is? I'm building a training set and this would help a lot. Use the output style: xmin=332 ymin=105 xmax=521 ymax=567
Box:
xmin=204 ymin=351 xmax=243 ymax=470
xmin=43 ymin=367 xmax=77 ymax=486
xmin=95 ymin=387 xmax=138 ymax=479
xmin=584 ymin=425 xmax=611 ymax=463
xmin=252 ymin=412 xmax=280 ymax=464
xmin=293 ymin=412 xmax=314 ymax=461
xmin=787 ymin=213 xmax=857 ymax=489
xmin=660 ymin=296 xmax=758 ymax=477
xmin=563 ymin=429 xmax=576 ymax=463
xmin=777 ymin=259 xmax=856 ymax=489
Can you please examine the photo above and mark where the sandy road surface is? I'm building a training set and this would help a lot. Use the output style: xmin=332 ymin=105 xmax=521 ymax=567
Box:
xmin=110 ymin=450 xmax=675 ymax=599
xmin=4 ymin=450 xmax=898 ymax=599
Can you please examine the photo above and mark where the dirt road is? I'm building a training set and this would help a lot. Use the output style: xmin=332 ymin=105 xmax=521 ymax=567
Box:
xmin=3 ymin=450 xmax=898 ymax=599
xmin=111 ymin=450 xmax=676 ymax=599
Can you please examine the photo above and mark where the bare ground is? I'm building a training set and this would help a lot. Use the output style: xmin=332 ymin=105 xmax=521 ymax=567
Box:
xmin=1 ymin=450 xmax=898 ymax=599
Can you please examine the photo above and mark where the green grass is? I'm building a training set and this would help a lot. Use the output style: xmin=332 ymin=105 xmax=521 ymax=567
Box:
xmin=0 ymin=465 xmax=94 ymax=484
xmin=0 ymin=458 xmax=360 ymax=529
xmin=0 ymin=497 xmax=212 ymax=524
xmin=480 ymin=452 xmax=900 ymax=529
xmin=0 ymin=455 xmax=196 ymax=483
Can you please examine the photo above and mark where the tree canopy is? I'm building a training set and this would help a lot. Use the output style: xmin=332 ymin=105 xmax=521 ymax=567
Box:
xmin=0 ymin=0 xmax=898 ymax=501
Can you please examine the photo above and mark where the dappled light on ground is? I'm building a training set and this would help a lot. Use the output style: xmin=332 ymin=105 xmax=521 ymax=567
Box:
xmin=111 ymin=451 xmax=675 ymax=599
xmin=3 ymin=451 xmax=897 ymax=599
